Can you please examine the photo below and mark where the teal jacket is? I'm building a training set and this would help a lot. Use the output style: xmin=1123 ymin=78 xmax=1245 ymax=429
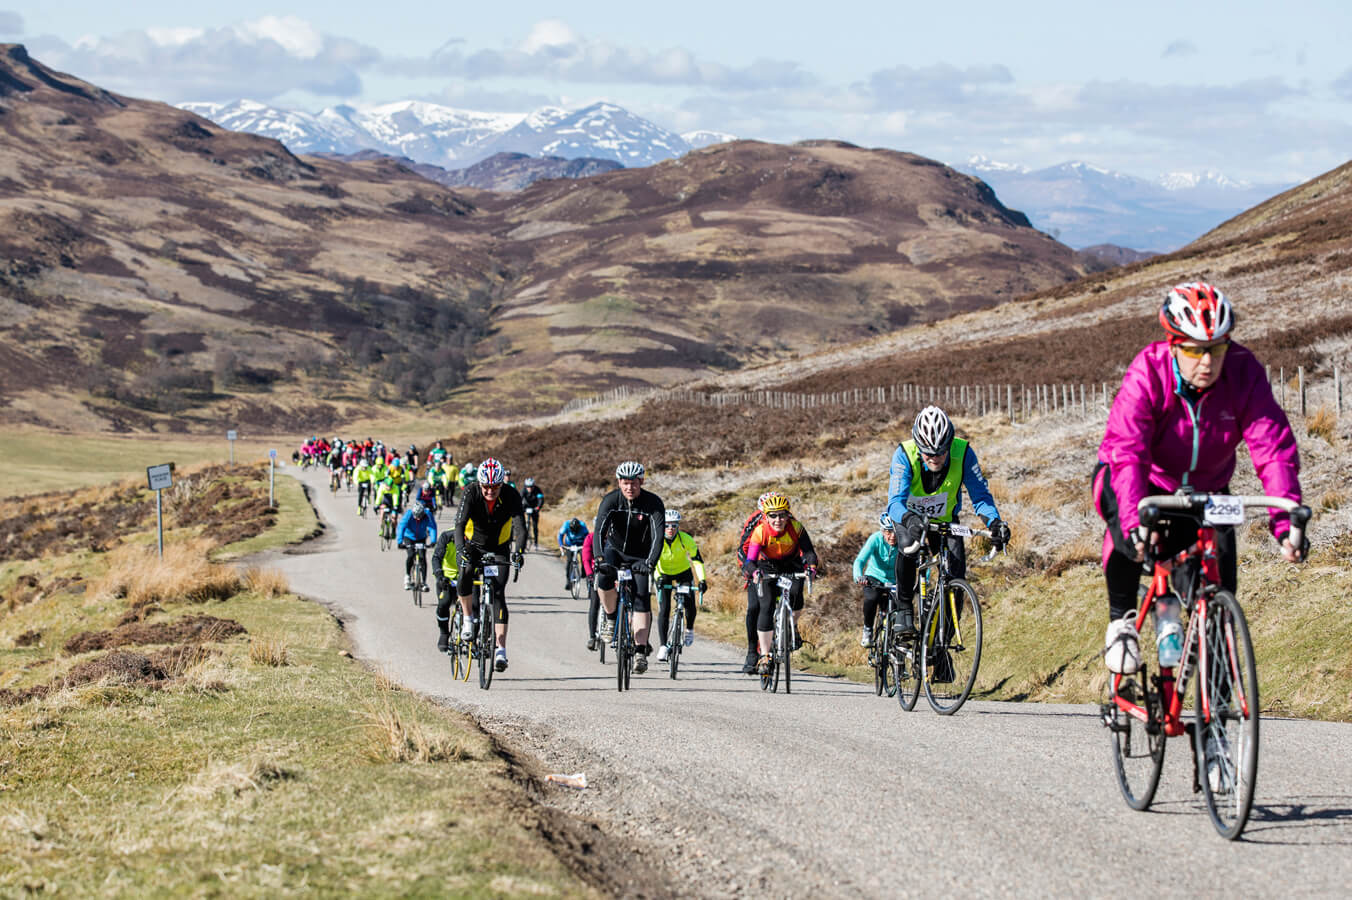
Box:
xmin=853 ymin=530 xmax=898 ymax=583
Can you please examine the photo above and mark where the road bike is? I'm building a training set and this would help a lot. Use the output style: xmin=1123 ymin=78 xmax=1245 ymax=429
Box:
xmin=661 ymin=581 xmax=699 ymax=680
xmin=900 ymin=519 xmax=994 ymax=715
xmin=378 ymin=508 xmax=396 ymax=552
xmin=757 ymin=571 xmax=810 ymax=694
xmin=409 ymin=541 xmax=428 ymax=608
xmin=329 ymin=469 xmax=342 ymax=494
xmin=356 ymin=482 xmax=370 ymax=517
xmin=471 ymin=552 xmax=519 ymax=691
xmin=564 ymin=545 xmax=587 ymax=600
xmin=1103 ymin=492 xmax=1310 ymax=840
xmin=865 ymin=578 xmax=918 ymax=707
xmin=610 ymin=566 xmax=640 ymax=691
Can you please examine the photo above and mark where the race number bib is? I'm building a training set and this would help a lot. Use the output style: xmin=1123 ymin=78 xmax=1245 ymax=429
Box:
xmin=1204 ymin=495 xmax=1245 ymax=526
xmin=777 ymin=576 xmax=795 ymax=591
xmin=948 ymin=525 xmax=972 ymax=538
xmin=483 ymin=565 xmax=500 ymax=577
xmin=906 ymin=494 xmax=949 ymax=518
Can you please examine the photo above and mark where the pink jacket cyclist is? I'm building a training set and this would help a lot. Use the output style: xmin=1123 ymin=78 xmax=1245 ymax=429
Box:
xmin=1094 ymin=282 xmax=1304 ymax=631
xmin=1096 ymin=339 xmax=1301 ymax=554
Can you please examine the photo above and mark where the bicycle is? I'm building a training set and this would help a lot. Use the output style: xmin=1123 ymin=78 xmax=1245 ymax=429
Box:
xmin=564 ymin=545 xmax=586 ymax=600
xmin=471 ymin=552 xmax=519 ymax=691
xmin=329 ymin=469 xmax=342 ymax=494
xmin=662 ymin=582 xmax=699 ymax=680
xmin=357 ymin=483 xmax=370 ymax=517
xmin=445 ymin=578 xmax=481 ymax=683
xmin=609 ymin=565 xmax=639 ymax=692
xmin=525 ymin=508 xmax=541 ymax=549
xmin=865 ymin=579 xmax=912 ymax=705
xmin=1103 ymin=492 xmax=1311 ymax=840
xmin=757 ymin=571 xmax=810 ymax=694
xmin=901 ymin=519 xmax=995 ymax=715
xmin=409 ymin=542 xmax=428 ymax=608
xmin=378 ymin=508 xmax=396 ymax=552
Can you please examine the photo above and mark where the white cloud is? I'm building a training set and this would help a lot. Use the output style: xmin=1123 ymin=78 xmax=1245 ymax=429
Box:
xmin=388 ymin=19 xmax=815 ymax=90
xmin=26 ymin=17 xmax=380 ymax=102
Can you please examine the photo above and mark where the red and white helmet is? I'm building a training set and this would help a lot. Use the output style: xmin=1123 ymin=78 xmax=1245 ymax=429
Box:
xmin=477 ymin=458 xmax=504 ymax=486
xmin=1160 ymin=282 xmax=1234 ymax=343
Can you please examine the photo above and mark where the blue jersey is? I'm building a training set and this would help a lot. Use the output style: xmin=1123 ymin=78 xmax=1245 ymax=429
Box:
xmin=887 ymin=442 xmax=999 ymax=527
xmin=397 ymin=509 xmax=438 ymax=544
xmin=853 ymin=530 xmax=898 ymax=583
xmin=557 ymin=520 xmax=589 ymax=548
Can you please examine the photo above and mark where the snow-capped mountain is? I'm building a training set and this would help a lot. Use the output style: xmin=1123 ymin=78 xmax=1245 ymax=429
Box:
xmin=682 ymin=129 xmax=738 ymax=150
xmin=957 ymin=156 xmax=1292 ymax=251
xmin=178 ymin=98 xmax=692 ymax=169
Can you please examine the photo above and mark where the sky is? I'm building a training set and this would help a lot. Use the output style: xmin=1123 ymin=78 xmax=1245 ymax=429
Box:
xmin=7 ymin=1 xmax=1352 ymax=184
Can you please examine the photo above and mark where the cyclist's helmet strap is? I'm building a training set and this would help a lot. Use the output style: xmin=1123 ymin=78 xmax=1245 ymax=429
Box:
xmin=911 ymin=405 xmax=954 ymax=456
xmin=1160 ymin=281 xmax=1234 ymax=343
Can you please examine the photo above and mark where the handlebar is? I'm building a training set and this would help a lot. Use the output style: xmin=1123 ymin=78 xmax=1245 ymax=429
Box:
xmin=902 ymin=518 xmax=996 ymax=556
xmin=1138 ymin=493 xmax=1312 ymax=553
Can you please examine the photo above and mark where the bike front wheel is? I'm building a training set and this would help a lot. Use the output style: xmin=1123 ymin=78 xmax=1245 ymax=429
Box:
xmin=871 ymin=610 xmax=889 ymax=697
xmin=920 ymin=579 xmax=982 ymax=715
xmin=615 ymin=611 xmax=629 ymax=692
xmin=1195 ymin=590 xmax=1259 ymax=840
xmin=668 ymin=619 xmax=682 ymax=680
xmin=780 ymin=603 xmax=793 ymax=695
xmin=896 ymin=627 xmax=921 ymax=712
xmin=477 ymin=597 xmax=496 ymax=690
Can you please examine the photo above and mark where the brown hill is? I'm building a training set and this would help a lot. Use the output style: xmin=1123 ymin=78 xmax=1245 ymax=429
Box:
xmin=0 ymin=46 xmax=1084 ymax=431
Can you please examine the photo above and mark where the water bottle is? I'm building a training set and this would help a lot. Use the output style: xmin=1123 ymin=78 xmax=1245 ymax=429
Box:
xmin=1155 ymin=593 xmax=1183 ymax=668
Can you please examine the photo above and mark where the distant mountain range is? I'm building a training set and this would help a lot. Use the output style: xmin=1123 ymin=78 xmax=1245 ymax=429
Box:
xmin=959 ymin=156 xmax=1293 ymax=252
xmin=311 ymin=149 xmax=623 ymax=192
xmin=178 ymin=98 xmax=727 ymax=170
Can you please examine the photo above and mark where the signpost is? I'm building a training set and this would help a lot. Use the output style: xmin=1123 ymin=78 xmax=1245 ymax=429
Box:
xmin=227 ymin=429 xmax=238 ymax=464
xmin=147 ymin=463 xmax=174 ymax=558
xmin=268 ymin=449 xmax=277 ymax=507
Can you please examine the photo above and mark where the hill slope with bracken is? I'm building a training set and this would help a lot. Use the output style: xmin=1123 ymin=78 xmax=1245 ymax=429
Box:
xmin=0 ymin=45 xmax=1086 ymax=430
xmin=466 ymin=139 xmax=1085 ymax=406
xmin=0 ymin=44 xmax=504 ymax=432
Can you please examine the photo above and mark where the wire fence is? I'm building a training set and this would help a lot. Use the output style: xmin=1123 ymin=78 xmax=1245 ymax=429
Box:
xmin=559 ymin=366 xmax=1347 ymax=423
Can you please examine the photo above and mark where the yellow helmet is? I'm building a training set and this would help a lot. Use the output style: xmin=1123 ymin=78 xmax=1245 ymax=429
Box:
xmin=761 ymin=492 xmax=790 ymax=514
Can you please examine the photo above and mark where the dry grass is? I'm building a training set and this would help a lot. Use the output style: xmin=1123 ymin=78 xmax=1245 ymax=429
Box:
xmin=1306 ymin=406 xmax=1338 ymax=443
xmin=363 ymin=696 xmax=474 ymax=763
xmin=183 ymin=756 xmax=298 ymax=800
xmin=247 ymin=635 xmax=289 ymax=667
xmin=241 ymin=566 xmax=290 ymax=599
xmin=1319 ymin=488 xmax=1347 ymax=512
xmin=92 ymin=539 xmax=242 ymax=607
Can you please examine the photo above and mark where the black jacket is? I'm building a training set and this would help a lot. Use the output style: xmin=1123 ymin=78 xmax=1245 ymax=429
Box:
xmin=455 ymin=482 xmax=526 ymax=555
xmin=594 ymin=488 xmax=665 ymax=567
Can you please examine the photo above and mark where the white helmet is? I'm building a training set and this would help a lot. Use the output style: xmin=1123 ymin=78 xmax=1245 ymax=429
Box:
xmin=911 ymin=406 xmax=954 ymax=456
xmin=665 ymin=509 xmax=682 ymax=524
xmin=615 ymin=460 xmax=645 ymax=479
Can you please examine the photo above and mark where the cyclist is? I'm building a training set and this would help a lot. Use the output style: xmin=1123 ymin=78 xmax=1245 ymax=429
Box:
xmin=853 ymin=512 xmax=899 ymax=647
xmin=887 ymin=405 xmax=1009 ymax=636
xmin=370 ymin=453 xmax=389 ymax=486
xmin=389 ymin=459 xmax=410 ymax=511
xmin=1094 ymin=282 xmax=1305 ymax=671
xmin=593 ymin=461 xmax=665 ymax=674
xmin=428 ymin=440 xmax=449 ymax=468
xmin=430 ymin=529 xmax=462 ymax=652
xmin=397 ymin=501 xmax=438 ymax=591
xmin=454 ymin=458 xmax=526 ymax=672
xmin=581 ymin=532 xmax=602 ymax=650
xmin=415 ymin=478 xmax=438 ymax=518
xmin=521 ymin=477 xmax=545 ymax=547
xmin=557 ymin=516 xmax=590 ymax=591
xmin=374 ymin=476 xmax=401 ymax=538
xmin=406 ymin=443 xmax=419 ymax=473
xmin=654 ymin=509 xmax=707 ymax=663
xmin=735 ymin=492 xmax=775 ymax=672
xmin=354 ymin=459 xmax=373 ymax=513
xmin=457 ymin=461 xmax=476 ymax=497
xmin=741 ymin=491 xmax=819 ymax=674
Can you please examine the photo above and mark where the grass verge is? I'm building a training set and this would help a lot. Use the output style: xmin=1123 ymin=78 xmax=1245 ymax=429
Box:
xmin=0 ymin=468 xmax=597 ymax=897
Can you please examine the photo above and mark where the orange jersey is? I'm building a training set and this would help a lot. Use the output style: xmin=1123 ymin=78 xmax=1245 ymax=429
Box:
xmin=748 ymin=519 xmax=804 ymax=560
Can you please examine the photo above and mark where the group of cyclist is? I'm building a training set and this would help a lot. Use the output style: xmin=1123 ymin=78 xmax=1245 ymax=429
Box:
xmin=315 ymin=281 xmax=1310 ymax=698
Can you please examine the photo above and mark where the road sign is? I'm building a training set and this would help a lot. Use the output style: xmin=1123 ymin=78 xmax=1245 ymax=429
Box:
xmin=269 ymin=448 xmax=277 ymax=458
xmin=227 ymin=430 xmax=238 ymax=441
xmin=147 ymin=463 xmax=174 ymax=491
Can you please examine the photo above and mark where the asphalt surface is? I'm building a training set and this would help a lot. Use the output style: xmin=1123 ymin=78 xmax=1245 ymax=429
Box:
xmin=270 ymin=471 xmax=1352 ymax=897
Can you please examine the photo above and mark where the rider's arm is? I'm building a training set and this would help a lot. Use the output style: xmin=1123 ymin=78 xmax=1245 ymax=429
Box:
xmin=396 ymin=509 xmax=414 ymax=542
xmin=453 ymin=486 xmax=472 ymax=555
xmin=507 ymin=493 xmax=527 ymax=554
xmin=427 ymin=513 xmax=438 ymax=543
xmin=592 ymin=491 xmax=617 ymax=552
xmin=741 ymin=540 xmax=763 ymax=576
xmin=958 ymin=444 xmax=1001 ymax=525
xmin=1099 ymin=347 xmax=1167 ymax=535
xmin=853 ymin=533 xmax=876 ymax=581
xmin=645 ymin=495 xmax=666 ymax=568
xmin=797 ymin=528 xmax=819 ymax=569
xmin=886 ymin=445 xmax=914 ymax=529
xmin=1232 ymin=349 xmax=1303 ymax=539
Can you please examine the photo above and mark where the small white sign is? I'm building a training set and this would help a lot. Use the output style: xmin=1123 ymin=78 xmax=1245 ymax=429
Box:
xmin=227 ymin=430 xmax=238 ymax=441
xmin=269 ymin=449 xmax=277 ymax=459
xmin=147 ymin=463 xmax=173 ymax=491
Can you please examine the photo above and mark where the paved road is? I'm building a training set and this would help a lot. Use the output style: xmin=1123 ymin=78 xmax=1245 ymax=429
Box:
xmin=271 ymin=472 xmax=1352 ymax=897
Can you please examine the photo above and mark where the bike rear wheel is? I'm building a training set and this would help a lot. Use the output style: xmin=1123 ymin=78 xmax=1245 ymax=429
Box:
xmin=412 ymin=558 xmax=425 ymax=608
xmin=1107 ymin=668 xmax=1165 ymax=810
xmin=921 ymin=578 xmax=982 ymax=715
xmin=896 ymin=627 xmax=921 ymax=711
xmin=448 ymin=610 xmax=462 ymax=681
xmin=1195 ymin=590 xmax=1259 ymax=840
xmin=780 ymin=603 xmax=792 ymax=695
xmin=477 ymin=595 xmax=496 ymax=690
xmin=615 ymin=601 xmax=629 ymax=692
xmin=871 ymin=610 xmax=889 ymax=697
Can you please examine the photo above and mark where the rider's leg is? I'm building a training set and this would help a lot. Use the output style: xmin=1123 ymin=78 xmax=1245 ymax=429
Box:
xmin=632 ymin=569 xmax=652 ymax=651
xmin=655 ymin=578 xmax=672 ymax=646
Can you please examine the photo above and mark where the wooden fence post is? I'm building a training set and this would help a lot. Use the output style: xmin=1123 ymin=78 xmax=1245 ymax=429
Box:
xmin=1337 ymin=366 xmax=1343 ymax=415
xmin=1298 ymin=366 xmax=1306 ymax=416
